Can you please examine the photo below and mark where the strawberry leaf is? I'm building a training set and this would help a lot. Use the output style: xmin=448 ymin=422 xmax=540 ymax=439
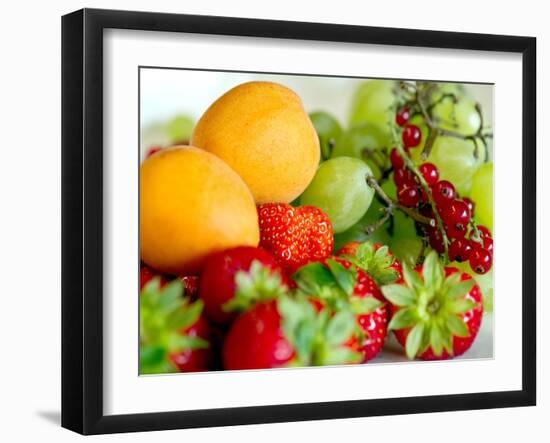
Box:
xmin=422 ymin=251 xmax=444 ymax=291
xmin=445 ymin=279 xmax=475 ymax=300
xmin=449 ymin=298 xmax=476 ymax=314
xmin=322 ymin=347 xmax=362 ymax=365
xmin=405 ymin=322 xmax=425 ymax=359
xmin=325 ymin=310 xmax=356 ymax=346
xmin=325 ymin=259 xmax=356 ymax=296
xmin=292 ymin=262 xmax=336 ymax=294
xmin=223 ymin=260 xmax=287 ymax=313
xmin=381 ymin=284 xmax=416 ymax=307
xmin=350 ymin=296 xmax=382 ymax=315
xmin=388 ymin=307 xmax=417 ymax=330
xmin=167 ymin=299 xmax=203 ymax=330
xmin=402 ymin=263 xmax=423 ymax=291
xmin=429 ymin=322 xmax=444 ymax=356
xmin=446 ymin=315 xmax=470 ymax=338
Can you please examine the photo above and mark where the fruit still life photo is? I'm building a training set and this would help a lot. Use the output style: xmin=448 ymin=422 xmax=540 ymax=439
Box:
xmin=139 ymin=70 xmax=494 ymax=375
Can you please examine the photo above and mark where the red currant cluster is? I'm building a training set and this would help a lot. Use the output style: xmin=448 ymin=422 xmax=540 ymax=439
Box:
xmin=391 ymin=105 xmax=493 ymax=275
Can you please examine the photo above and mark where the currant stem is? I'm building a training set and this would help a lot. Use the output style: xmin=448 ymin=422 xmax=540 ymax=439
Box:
xmin=364 ymin=175 xmax=435 ymax=235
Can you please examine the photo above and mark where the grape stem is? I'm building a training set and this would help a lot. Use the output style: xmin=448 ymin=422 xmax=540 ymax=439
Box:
xmin=411 ymin=83 xmax=493 ymax=161
xmin=364 ymin=175 xmax=435 ymax=235
xmin=389 ymin=123 xmax=451 ymax=263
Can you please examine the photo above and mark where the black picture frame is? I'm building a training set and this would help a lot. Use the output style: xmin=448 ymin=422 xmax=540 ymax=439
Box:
xmin=62 ymin=8 xmax=537 ymax=435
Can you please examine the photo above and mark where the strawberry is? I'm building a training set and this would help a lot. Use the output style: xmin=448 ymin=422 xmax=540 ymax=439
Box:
xmin=258 ymin=203 xmax=333 ymax=273
xmin=145 ymin=145 xmax=162 ymax=158
xmin=336 ymin=241 xmax=403 ymax=285
xmin=381 ymin=251 xmax=483 ymax=360
xmin=199 ymin=246 xmax=288 ymax=325
xmin=223 ymin=296 xmax=361 ymax=370
xmin=140 ymin=278 xmax=211 ymax=373
xmin=140 ymin=263 xmax=168 ymax=289
xmin=179 ymin=275 xmax=200 ymax=300
xmin=293 ymin=257 xmax=388 ymax=362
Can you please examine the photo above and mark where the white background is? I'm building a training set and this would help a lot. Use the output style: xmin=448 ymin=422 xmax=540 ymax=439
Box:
xmin=0 ymin=0 xmax=545 ymax=442
xmin=105 ymin=30 xmax=511 ymax=415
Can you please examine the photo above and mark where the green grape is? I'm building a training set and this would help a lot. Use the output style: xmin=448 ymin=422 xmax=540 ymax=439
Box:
xmin=422 ymin=136 xmax=483 ymax=196
xmin=331 ymin=123 xmax=390 ymax=180
xmin=470 ymin=162 xmax=493 ymax=230
xmin=300 ymin=157 xmax=375 ymax=234
xmin=166 ymin=115 xmax=194 ymax=143
xmin=432 ymin=96 xmax=481 ymax=136
xmin=333 ymin=194 xmax=391 ymax=251
xmin=390 ymin=237 xmax=423 ymax=267
xmin=309 ymin=112 xmax=343 ymax=160
xmin=349 ymin=80 xmax=396 ymax=132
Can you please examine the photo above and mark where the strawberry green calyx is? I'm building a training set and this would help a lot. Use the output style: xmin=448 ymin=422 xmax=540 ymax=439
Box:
xmin=343 ymin=242 xmax=399 ymax=286
xmin=222 ymin=260 xmax=288 ymax=313
xmin=140 ymin=278 xmax=208 ymax=374
xmin=381 ymin=251 xmax=478 ymax=359
xmin=278 ymin=295 xmax=361 ymax=366
xmin=292 ymin=259 xmax=382 ymax=315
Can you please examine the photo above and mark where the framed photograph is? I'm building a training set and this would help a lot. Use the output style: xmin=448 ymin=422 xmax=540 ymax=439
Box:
xmin=62 ymin=8 xmax=536 ymax=435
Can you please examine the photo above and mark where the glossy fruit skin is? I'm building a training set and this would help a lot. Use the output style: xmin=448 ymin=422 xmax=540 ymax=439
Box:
xmin=469 ymin=247 xmax=493 ymax=274
xmin=258 ymin=203 xmax=333 ymax=273
xmin=448 ymin=238 xmax=473 ymax=262
xmin=419 ymin=163 xmax=439 ymax=186
xmin=390 ymin=148 xmax=404 ymax=169
xmin=191 ymin=81 xmax=320 ymax=204
xmin=223 ymin=300 xmax=295 ymax=370
xmin=470 ymin=163 xmax=493 ymax=230
xmin=402 ymin=124 xmax=422 ymax=148
xmin=394 ymin=168 xmax=416 ymax=187
xmin=334 ymin=258 xmax=388 ymax=362
xmin=299 ymin=157 xmax=375 ymax=233
xmin=431 ymin=180 xmax=456 ymax=208
xmin=392 ymin=268 xmax=483 ymax=360
xmin=463 ymin=197 xmax=475 ymax=216
xmin=140 ymin=147 xmax=259 ymax=275
xmin=169 ymin=315 xmax=212 ymax=372
xmin=397 ymin=185 xmax=421 ymax=207
xmin=395 ymin=106 xmax=410 ymax=126
xmin=199 ymin=246 xmax=284 ymax=324
xmin=427 ymin=227 xmax=445 ymax=253
xmin=441 ymin=199 xmax=472 ymax=232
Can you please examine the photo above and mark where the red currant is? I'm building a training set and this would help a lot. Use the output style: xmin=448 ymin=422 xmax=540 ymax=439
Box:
xmin=448 ymin=238 xmax=473 ymax=262
xmin=463 ymin=197 xmax=475 ymax=216
xmin=469 ymin=247 xmax=492 ymax=274
xmin=390 ymin=148 xmax=404 ymax=169
xmin=419 ymin=163 xmax=439 ymax=186
xmin=441 ymin=199 xmax=472 ymax=228
xmin=445 ymin=223 xmax=467 ymax=239
xmin=477 ymin=225 xmax=492 ymax=238
xmin=397 ymin=184 xmax=421 ymax=207
xmin=431 ymin=180 xmax=456 ymax=207
xmin=402 ymin=124 xmax=422 ymax=149
xmin=483 ymin=236 xmax=494 ymax=256
xmin=427 ymin=228 xmax=445 ymax=253
xmin=394 ymin=168 xmax=416 ymax=187
xmin=395 ymin=106 xmax=410 ymax=126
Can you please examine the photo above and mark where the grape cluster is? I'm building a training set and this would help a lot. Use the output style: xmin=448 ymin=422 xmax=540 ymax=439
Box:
xmin=391 ymin=106 xmax=493 ymax=275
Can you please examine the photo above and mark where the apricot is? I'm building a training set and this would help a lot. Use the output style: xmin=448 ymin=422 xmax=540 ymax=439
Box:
xmin=140 ymin=146 xmax=259 ymax=275
xmin=191 ymin=81 xmax=320 ymax=203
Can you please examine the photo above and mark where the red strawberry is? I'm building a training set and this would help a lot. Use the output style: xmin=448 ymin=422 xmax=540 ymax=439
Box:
xmin=140 ymin=264 xmax=168 ymax=289
xmin=180 ymin=275 xmax=200 ymax=300
xmin=199 ymin=246 xmax=288 ymax=325
xmin=223 ymin=296 xmax=361 ymax=370
xmin=293 ymin=257 xmax=388 ymax=362
xmin=169 ymin=315 xmax=211 ymax=372
xmin=258 ymin=203 xmax=333 ymax=273
xmin=336 ymin=241 xmax=403 ymax=285
xmin=140 ymin=278 xmax=211 ymax=373
xmin=381 ymin=251 xmax=483 ymax=360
